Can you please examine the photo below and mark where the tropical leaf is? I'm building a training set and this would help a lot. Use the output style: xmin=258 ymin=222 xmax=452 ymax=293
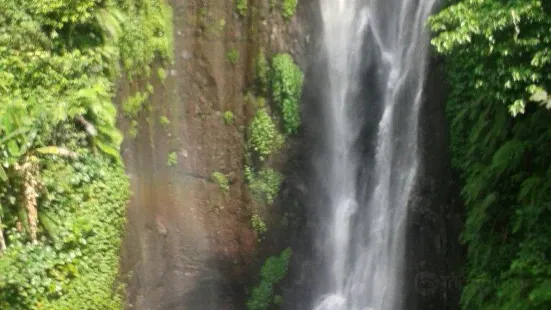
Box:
xmin=529 ymin=90 xmax=548 ymax=103
xmin=0 ymin=127 xmax=29 ymax=145
xmin=491 ymin=139 xmax=526 ymax=171
xmin=94 ymin=140 xmax=122 ymax=163
xmin=95 ymin=8 xmax=125 ymax=40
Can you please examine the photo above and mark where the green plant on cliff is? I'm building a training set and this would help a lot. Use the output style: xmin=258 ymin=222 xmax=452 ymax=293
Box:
xmin=129 ymin=120 xmax=140 ymax=138
xmin=272 ymin=53 xmax=303 ymax=135
xmin=247 ymin=248 xmax=292 ymax=310
xmin=246 ymin=167 xmax=282 ymax=205
xmin=0 ymin=0 xmax=172 ymax=308
xmin=167 ymin=152 xmax=178 ymax=167
xmin=430 ymin=1 xmax=551 ymax=309
xmin=211 ymin=171 xmax=230 ymax=192
xmin=255 ymin=49 xmax=270 ymax=96
xmin=227 ymin=48 xmax=240 ymax=65
xmin=123 ymin=90 xmax=150 ymax=118
xmin=249 ymin=109 xmax=285 ymax=161
xmin=159 ymin=116 xmax=171 ymax=129
xmin=118 ymin=0 xmax=174 ymax=79
xmin=282 ymin=0 xmax=299 ymax=19
xmin=251 ymin=213 xmax=268 ymax=236
xmin=236 ymin=0 xmax=248 ymax=17
xmin=223 ymin=111 xmax=235 ymax=125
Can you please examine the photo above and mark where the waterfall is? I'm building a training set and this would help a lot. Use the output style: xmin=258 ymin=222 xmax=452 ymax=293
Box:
xmin=311 ymin=0 xmax=438 ymax=309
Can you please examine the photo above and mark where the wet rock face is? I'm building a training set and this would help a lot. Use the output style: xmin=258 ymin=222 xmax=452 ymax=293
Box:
xmin=404 ymin=55 xmax=465 ymax=310
xmin=118 ymin=0 xmax=313 ymax=309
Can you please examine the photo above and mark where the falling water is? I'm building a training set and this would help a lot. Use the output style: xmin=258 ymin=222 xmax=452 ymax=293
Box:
xmin=312 ymin=0 xmax=438 ymax=309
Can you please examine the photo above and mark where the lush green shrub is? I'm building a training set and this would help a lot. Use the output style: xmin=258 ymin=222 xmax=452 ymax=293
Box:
xmin=223 ymin=111 xmax=235 ymax=125
xmin=246 ymin=168 xmax=282 ymax=204
xmin=247 ymin=248 xmax=292 ymax=310
xmin=159 ymin=116 xmax=171 ymax=128
xmin=129 ymin=119 xmax=140 ymax=138
xmin=123 ymin=91 xmax=149 ymax=118
xmin=167 ymin=152 xmax=178 ymax=167
xmin=255 ymin=50 xmax=270 ymax=95
xmin=236 ymin=0 xmax=248 ymax=17
xmin=271 ymin=54 xmax=303 ymax=135
xmin=118 ymin=0 xmax=174 ymax=79
xmin=157 ymin=68 xmax=167 ymax=81
xmin=211 ymin=172 xmax=230 ymax=192
xmin=430 ymin=1 xmax=551 ymax=309
xmin=0 ymin=154 xmax=130 ymax=310
xmin=227 ymin=48 xmax=240 ymax=65
xmin=282 ymin=0 xmax=299 ymax=19
xmin=0 ymin=0 xmax=172 ymax=308
xmin=248 ymin=109 xmax=284 ymax=161
xmin=251 ymin=214 xmax=267 ymax=236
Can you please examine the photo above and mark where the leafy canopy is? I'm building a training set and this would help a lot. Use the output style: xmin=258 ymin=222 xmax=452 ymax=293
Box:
xmin=430 ymin=1 xmax=551 ymax=309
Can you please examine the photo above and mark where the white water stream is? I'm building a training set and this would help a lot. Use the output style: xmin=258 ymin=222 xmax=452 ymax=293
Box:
xmin=313 ymin=1 xmax=438 ymax=309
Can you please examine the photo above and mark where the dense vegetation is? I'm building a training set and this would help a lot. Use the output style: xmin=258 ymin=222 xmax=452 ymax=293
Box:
xmin=0 ymin=0 xmax=172 ymax=309
xmin=247 ymin=248 xmax=292 ymax=310
xmin=272 ymin=54 xmax=303 ymax=135
xmin=430 ymin=1 xmax=551 ymax=309
xmin=245 ymin=51 xmax=302 ymax=307
xmin=236 ymin=0 xmax=298 ymax=20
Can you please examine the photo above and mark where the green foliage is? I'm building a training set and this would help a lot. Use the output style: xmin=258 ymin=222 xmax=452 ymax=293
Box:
xmin=118 ymin=0 xmax=174 ymax=79
xmin=255 ymin=50 xmax=270 ymax=95
xmin=167 ymin=152 xmax=178 ymax=167
xmin=249 ymin=109 xmax=284 ymax=161
xmin=227 ymin=48 xmax=240 ymax=65
xmin=157 ymin=68 xmax=167 ymax=81
xmin=247 ymin=248 xmax=292 ymax=310
xmin=236 ymin=0 xmax=248 ymax=17
xmin=430 ymin=1 xmax=551 ymax=309
xmin=281 ymin=0 xmax=298 ymax=19
xmin=218 ymin=18 xmax=226 ymax=31
xmin=211 ymin=171 xmax=230 ymax=192
xmin=246 ymin=167 xmax=282 ymax=204
xmin=223 ymin=111 xmax=235 ymax=125
xmin=0 ymin=0 xmax=172 ymax=308
xmin=128 ymin=120 xmax=140 ymax=138
xmin=271 ymin=53 xmax=303 ymax=135
xmin=251 ymin=213 xmax=267 ymax=236
xmin=0 ymin=154 xmax=129 ymax=310
xmin=159 ymin=116 xmax=170 ymax=128
xmin=123 ymin=91 xmax=149 ymax=119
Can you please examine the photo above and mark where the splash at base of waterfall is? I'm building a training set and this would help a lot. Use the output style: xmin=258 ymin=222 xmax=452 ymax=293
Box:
xmin=314 ymin=294 xmax=378 ymax=310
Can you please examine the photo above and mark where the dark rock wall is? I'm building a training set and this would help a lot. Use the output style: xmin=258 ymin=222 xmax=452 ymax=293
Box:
xmin=404 ymin=55 xmax=465 ymax=310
